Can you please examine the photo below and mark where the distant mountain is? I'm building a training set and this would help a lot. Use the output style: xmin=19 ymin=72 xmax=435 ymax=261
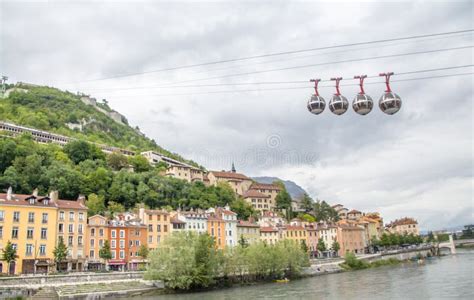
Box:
xmin=252 ymin=176 xmax=308 ymax=200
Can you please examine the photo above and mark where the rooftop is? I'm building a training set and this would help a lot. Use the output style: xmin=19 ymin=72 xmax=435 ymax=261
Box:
xmin=250 ymin=182 xmax=282 ymax=191
xmin=243 ymin=189 xmax=270 ymax=198
xmin=209 ymin=171 xmax=250 ymax=181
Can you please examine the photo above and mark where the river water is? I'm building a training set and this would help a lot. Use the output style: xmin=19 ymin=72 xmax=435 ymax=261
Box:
xmin=137 ymin=249 xmax=474 ymax=300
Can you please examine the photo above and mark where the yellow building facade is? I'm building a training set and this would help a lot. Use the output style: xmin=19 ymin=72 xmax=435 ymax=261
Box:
xmin=85 ymin=214 xmax=109 ymax=270
xmin=139 ymin=208 xmax=171 ymax=250
xmin=0 ymin=190 xmax=58 ymax=274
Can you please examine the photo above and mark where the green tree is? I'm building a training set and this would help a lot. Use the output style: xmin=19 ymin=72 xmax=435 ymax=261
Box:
xmin=238 ymin=235 xmax=249 ymax=248
xmin=297 ymin=213 xmax=316 ymax=223
xmin=230 ymin=198 xmax=257 ymax=220
xmin=107 ymin=152 xmax=129 ymax=171
xmin=300 ymin=193 xmax=313 ymax=212
xmin=300 ymin=240 xmax=309 ymax=253
xmin=129 ymin=155 xmax=151 ymax=172
xmin=99 ymin=240 xmax=112 ymax=270
xmin=138 ymin=244 xmax=149 ymax=259
xmin=53 ymin=238 xmax=68 ymax=272
xmin=332 ymin=240 xmax=340 ymax=256
xmin=317 ymin=238 xmax=326 ymax=257
xmin=2 ymin=241 xmax=18 ymax=275
xmin=107 ymin=201 xmax=125 ymax=216
xmin=63 ymin=140 xmax=93 ymax=164
xmin=86 ymin=193 xmax=106 ymax=216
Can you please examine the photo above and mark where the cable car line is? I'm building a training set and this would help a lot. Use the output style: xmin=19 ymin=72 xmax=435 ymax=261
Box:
xmin=142 ymin=45 xmax=473 ymax=87
xmin=104 ymin=72 xmax=473 ymax=98
xmin=62 ymin=29 xmax=473 ymax=84
xmin=79 ymin=64 xmax=473 ymax=92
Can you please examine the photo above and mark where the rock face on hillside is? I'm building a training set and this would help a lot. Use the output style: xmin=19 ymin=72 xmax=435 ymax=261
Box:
xmin=252 ymin=176 xmax=308 ymax=200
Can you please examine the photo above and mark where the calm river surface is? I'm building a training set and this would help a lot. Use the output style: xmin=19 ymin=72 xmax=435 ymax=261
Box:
xmin=137 ymin=249 xmax=474 ymax=300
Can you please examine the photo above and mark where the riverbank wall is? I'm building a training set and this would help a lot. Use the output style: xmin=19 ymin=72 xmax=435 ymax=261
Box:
xmin=0 ymin=271 xmax=163 ymax=299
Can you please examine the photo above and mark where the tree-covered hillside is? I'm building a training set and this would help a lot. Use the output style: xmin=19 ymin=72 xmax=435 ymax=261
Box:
xmin=0 ymin=135 xmax=254 ymax=216
xmin=0 ymin=84 xmax=196 ymax=166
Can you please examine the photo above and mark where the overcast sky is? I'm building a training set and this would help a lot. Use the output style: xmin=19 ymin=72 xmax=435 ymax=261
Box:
xmin=1 ymin=0 xmax=472 ymax=231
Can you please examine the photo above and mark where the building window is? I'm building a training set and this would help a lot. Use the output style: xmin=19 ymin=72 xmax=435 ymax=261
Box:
xmin=78 ymin=236 xmax=83 ymax=246
xmin=68 ymin=236 xmax=73 ymax=246
xmin=28 ymin=212 xmax=35 ymax=223
xmin=148 ymin=236 xmax=153 ymax=243
xmin=119 ymin=250 xmax=125 ymax=259
xmin=148 ymin=225 xmax=153 ymax=232
xmin=59 ymin=211 xmax=64 ymax=220
xmin=111 ymin=240 xmax=116 ymax=248
xmin=119 ymin=230 xmax=125 ymax=238
xmin=119 ymin=240 xmax=125 ymax=249
xmin=89 ymin=250 xmax=95 ymax=259
xmin=0 ymin=225 xmax=2 ymax=238
xmin=157 ymin=225 xmax=161 ymax=232
xmin=27 ymin=227 xmax=34 ymax=239
xmin=42 ymin=213 xmax=48 ymax=224
xmin=79 ymin=213 xmax=84 ymax=221
xmin=11 ymin=227 xmax=18 ymax=239
xmin=99 ymin=228 xmax=104 ymax=237
xmin=135 ymin=240 xmax=140 ymax=246
xmin=0 ymin=210 xmax=4 ymax=222
xmin=148 ymin=214 xmax=152 ymax=221
xmin=78 ymin=224 xmax=83 ymax=234
xmin=91 ymin=228 xmax=95 ymax=236
xmin=69 ymin=212 xmax=74 ymax=221
xmin=58 ymin=223 xmax=64 ymax=233
xmin=99 ymin=239 xmax=104 ymax=247
xmin=26 ymin=244 xmax=33 ymax=256
xmin=164 ymin=225 xmax=168 ymax=233
xmin=157 ymin=215 xmax=161 ymax=221
xmin=13 ymin=211 xmax=20 ymax=222
xmin=91 ymin=239 xmax=95 ymax=247
xmin=111 ymin=230 xmax=116 ymax=238
xmin=39 ymin=245 xmax=46 ymax=256
xmin=68 ymin=224 xmax=74 ymax=233
xmin=41 ymin=228 xmax=47 ymax=239
xmin=111 ymin=251 xmax=116 ymax=259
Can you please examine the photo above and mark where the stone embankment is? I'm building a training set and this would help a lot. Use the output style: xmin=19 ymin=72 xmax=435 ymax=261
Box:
xmin=0 ymin=271 xmax=163 ymax=299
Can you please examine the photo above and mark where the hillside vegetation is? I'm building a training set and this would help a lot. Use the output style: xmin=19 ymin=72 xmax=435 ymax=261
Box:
xmin=0 ymin=84 xmax=196 ymax=166
xmin=0 ymin=135 xmax=250 ymax=216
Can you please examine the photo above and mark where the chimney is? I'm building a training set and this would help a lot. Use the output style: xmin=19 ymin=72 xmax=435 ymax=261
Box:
xmin=77 ymin=194 xmax=86 ymax=206
xmin=32 ymin=188 xmax=39 ymax=197
xmin=138 ymin=207 xmax=145 ymax=223
xmin=6 ymin=186 xmax=13 ymax=200
xmin=49 ymin=190 xmax=59 ymax=203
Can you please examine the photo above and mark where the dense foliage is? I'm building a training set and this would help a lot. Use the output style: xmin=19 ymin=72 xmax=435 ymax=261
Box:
xmin=0 ymin=135 xmax=236 ymax=212
xmin=0 ymin=85 xmax=197 ymax=166
xmin=372 ymin=232 xmax=423 ymax=247
xmin=341 ymin=252 xmax=400 ymax=270
xmin=145 ymin=232 xmax=309 ymax=290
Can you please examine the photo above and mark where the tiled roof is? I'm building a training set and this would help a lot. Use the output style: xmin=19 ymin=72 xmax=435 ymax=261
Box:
xmin=348 ymin=209 xmax=362 ymax=214
xmin=237 ymin=220 xmax=260 ymax=228
xmin=387 ymin=217 xmax=418 ymax=227
xmin=250 ymin=183 xmax=281 ymax=191
xmin=243 ymin=190 xmax=270 ymax=198
xmin=171 ymin=216 xmax=185 ymax=224
xmin=209 ymin=171 xmax=250 ymax=181
xmin=0 ymin=193 xmax=56 ymax=208
xmin=56 ymin=199 xmax=87 ymax=210
xmin=0 ymin=193 xmax=87 ymax=210
xmin=260 ymin=226 xmax=278 ymax=232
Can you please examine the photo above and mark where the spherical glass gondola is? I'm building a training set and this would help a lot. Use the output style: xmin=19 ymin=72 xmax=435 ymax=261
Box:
xmin=307 ymin=95 xmax=326 ymax=115
xmin=379 ymin=92 xmax=402 ymax=115
xmin=352 ymin=94 xmax=373 ymax=115
xmin=329 ymin=95 xmax=349 ymax=115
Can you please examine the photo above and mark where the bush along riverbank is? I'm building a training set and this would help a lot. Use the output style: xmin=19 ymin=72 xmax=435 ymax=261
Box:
xmin=340 ymin=252 xmax=402 ymax=271
xmin=144 ymin=232 xmax=309 ymax=291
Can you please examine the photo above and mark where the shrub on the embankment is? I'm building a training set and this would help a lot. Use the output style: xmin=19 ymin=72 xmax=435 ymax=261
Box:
xmin=145 ymin=232 xmax=309 ymax=290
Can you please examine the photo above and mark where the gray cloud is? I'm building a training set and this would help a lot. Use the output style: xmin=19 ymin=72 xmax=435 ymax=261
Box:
xmin=1 ymin=0 xmax=472 ymax=230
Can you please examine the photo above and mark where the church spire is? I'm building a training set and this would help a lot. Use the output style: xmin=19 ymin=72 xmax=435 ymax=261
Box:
xmin=231 ymin=162 xmax=236 ymax=173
